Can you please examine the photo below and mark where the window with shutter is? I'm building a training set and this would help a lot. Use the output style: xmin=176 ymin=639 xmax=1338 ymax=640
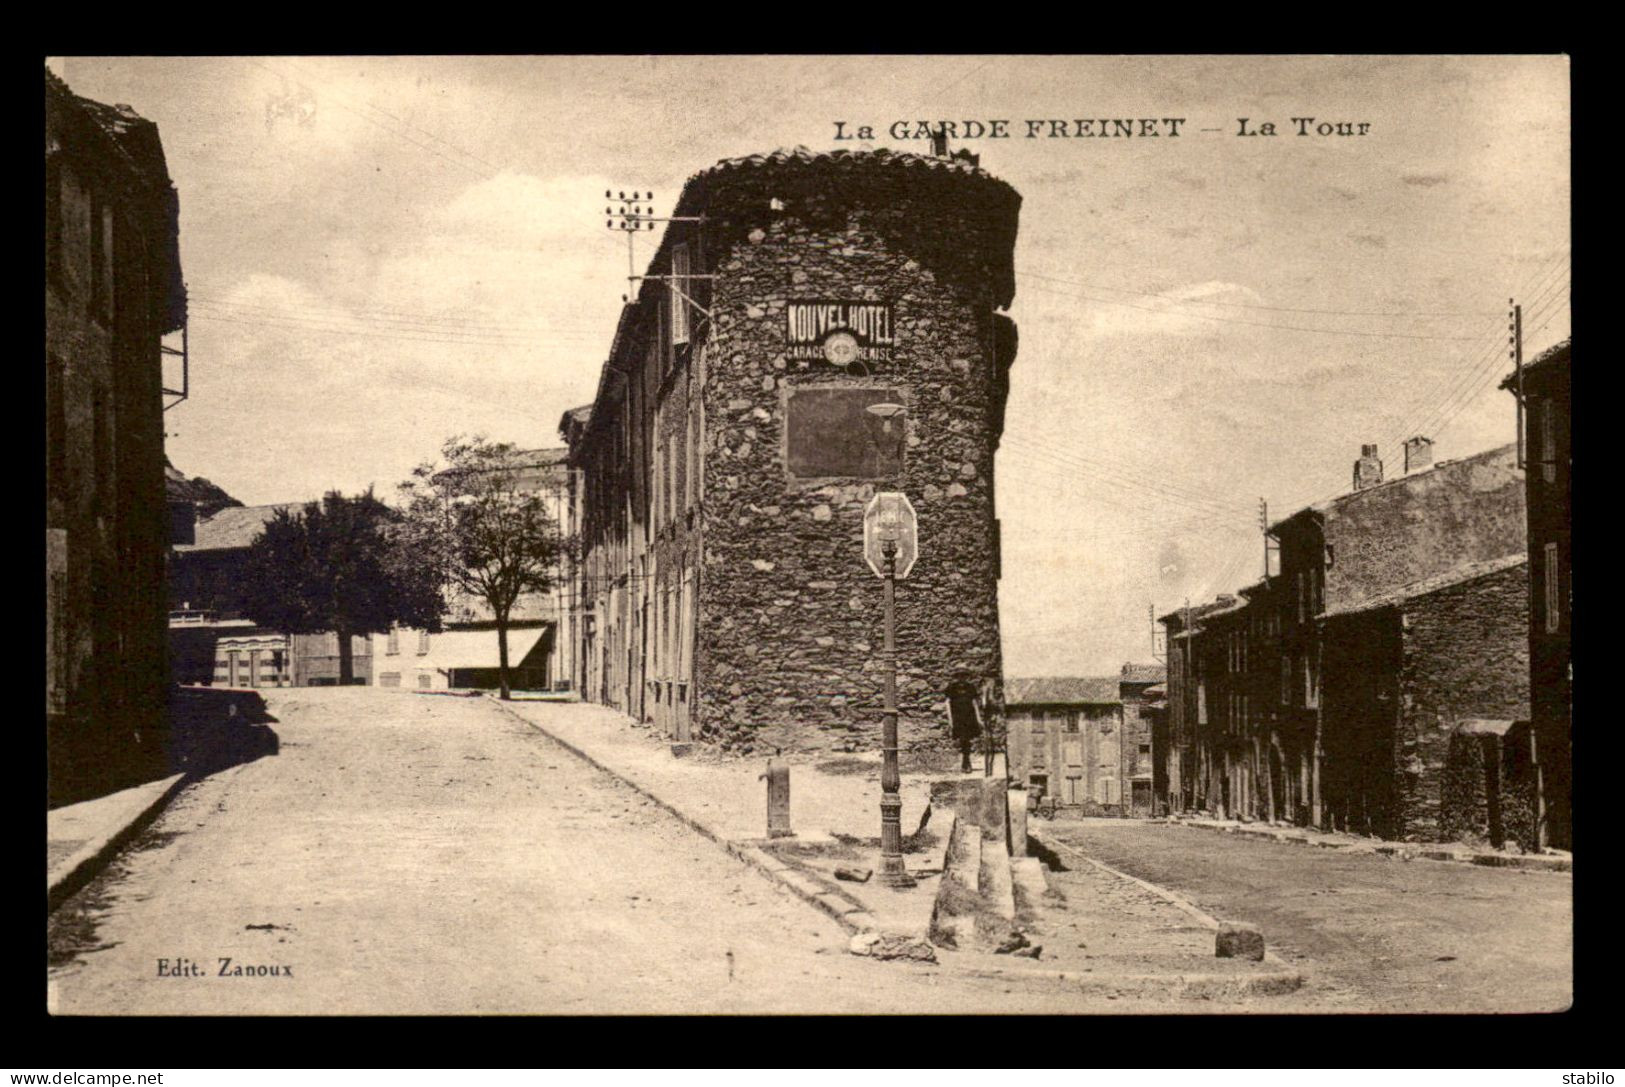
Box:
xmin=1540 ymin=399 xmax=1557 ymax=484
xmin=670 ymin=243 xmax=690 ymax=346
xmin=1545 ymin=542 xmax=1561 ymax=633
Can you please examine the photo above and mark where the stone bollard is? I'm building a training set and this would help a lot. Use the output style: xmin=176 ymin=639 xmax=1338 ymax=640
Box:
xmin=763 ymin=756 xmax=793 ymax=838
xmin=1215 ymin=921 xmax=1266 ymax=961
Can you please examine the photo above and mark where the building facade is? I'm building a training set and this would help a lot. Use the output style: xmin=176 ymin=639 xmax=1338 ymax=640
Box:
xmin=387 ymin=447 xmax=575 ymax=694
xmin=1007 ymin=664 xmax=1164 ymax=814
xmin=1502 ymin=338 xmax=1571 ymax=849
xmin=1117 ymin=663 xmax=1164 ymax=814
xmin=1007 ymin=677 xmax=1124 ymax=811
xmin=47 ymin=69 xmax=187 ymax=802
xmin=565 ymin=147 xmax=1020 ymax=755
xmin=1160 ymin=441 xmax=1533 ymax=846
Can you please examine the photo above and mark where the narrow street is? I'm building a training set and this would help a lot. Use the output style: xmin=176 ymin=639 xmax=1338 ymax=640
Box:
xmin=1038 ymin=820 xmax=1572 ymax=1013
xmin=48 ymin=690 xmax=1121 ymax=1014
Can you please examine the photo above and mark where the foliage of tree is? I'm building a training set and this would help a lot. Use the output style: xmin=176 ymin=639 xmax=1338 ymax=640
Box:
xmin=397 ymin=437 xmax=569 ymax=699
xmin=239 ymin=489 xmax=444 ymax=685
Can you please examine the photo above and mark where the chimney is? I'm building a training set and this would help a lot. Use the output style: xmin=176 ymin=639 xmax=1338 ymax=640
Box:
xmin=1352 ymin=443 xmax=1384 ymax=491
xmin=929 ymin=128 xmax=950 ymax=158
xmin=1403 ymin=435 xmax=1434 ymax=474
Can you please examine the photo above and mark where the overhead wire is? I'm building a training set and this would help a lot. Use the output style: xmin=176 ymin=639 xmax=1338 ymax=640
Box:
xmin=1017 ymin=268 xmax=1504 ymax=319
xmin=1020 ymin=281 xmax=1489 ymax=342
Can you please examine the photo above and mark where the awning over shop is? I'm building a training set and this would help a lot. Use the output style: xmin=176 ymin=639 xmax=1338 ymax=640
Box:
xmin=414 ymin=624 xmax=551 ymax=674
xmin=1454 ymin=718 xmax=1520 ymax=737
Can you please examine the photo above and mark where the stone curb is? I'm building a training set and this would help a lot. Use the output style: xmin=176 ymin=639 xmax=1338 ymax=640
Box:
xmin=1028 ymin=826 xmax=1303 ymax=985
xmin=957 ymin=962 xmax=1305 ymax=1000
xmin=489 ymin=698 xmax=880 ymax=937
xmin=1163 ymin=818 xmax=1572 ymax=872
xmin=47 ymin=772 xmax=192 ymax=914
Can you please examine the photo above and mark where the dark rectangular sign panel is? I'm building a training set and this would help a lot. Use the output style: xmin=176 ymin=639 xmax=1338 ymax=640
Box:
xmin=784 ymin=385 xmax=907 ymax=479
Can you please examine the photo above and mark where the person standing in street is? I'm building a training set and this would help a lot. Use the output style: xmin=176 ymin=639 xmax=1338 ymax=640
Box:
xmin=947 ymin=672 xmax=982 ymax=773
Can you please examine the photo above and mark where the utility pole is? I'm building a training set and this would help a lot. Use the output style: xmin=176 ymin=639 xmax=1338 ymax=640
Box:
xmin=604 ymin=188 xmax=712 ymax=311
xmin=1259 ymin=498 xmax=1276 ymax=583
xmin=1512 ymin=299 xmax=1526 ymax=469
xmin=605 ymin=190 xmax=657 ymax=301
xmin=1508 ymin=296 xmax=1546 ymax=850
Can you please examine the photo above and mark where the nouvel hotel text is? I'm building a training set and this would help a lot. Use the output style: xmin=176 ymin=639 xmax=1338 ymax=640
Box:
xmin=785 ymin=301 xmax=895 ymax=362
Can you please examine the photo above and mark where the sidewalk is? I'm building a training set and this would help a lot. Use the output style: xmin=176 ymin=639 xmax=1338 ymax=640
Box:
xmin=492 ymin=698 xmax=954 ymax=943
xmin=48 ymin=773 xmax=188 ymax=909
xmin=491 ymin=698 xmax=1305 ymax=1000
xmin=1157 ymin=815 xmax=1573 ymax=872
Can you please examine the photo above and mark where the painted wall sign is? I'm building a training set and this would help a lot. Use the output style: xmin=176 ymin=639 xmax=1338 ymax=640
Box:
xmin=785 ymin=302 xmax=895 ymax=364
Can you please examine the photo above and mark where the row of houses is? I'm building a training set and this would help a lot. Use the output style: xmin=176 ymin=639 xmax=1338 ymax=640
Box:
xmin=1157 ymin=342 xmax=1571 ymax=852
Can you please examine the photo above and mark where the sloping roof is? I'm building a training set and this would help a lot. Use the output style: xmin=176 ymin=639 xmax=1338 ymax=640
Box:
xmin=1120 ymin=662 xmax=1167 ymax=684
xmin=1501 ymin=337 xmax=1571 ymax=391
xmin=46 ymin=68 xmax=186 ymax=333
xmin=1160 ymin=594 xmax=1247 ymax=628
xmin=1320 ymin=552 xmax=1527 ymax=618
xmin=164 ymin=460 xmax=243 ymax=515
xmin=175 ymin=503 xmax=304 ymax=553
xmin=1006 ymin=676 xmax=1121 ymax=707
xmin=695 ymin=145 xmax=1006 ymax=187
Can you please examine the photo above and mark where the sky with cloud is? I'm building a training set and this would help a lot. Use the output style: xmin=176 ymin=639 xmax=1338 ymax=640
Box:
xmin=55 ymin=55 xmax=1569 ymax=677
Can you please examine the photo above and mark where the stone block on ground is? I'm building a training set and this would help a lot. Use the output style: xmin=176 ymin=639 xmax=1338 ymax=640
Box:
xmin=927 ymin=817 xmax=981 ymax=949
xmin=978 ymin=835 xmax=1016 ymax=922
xmin=848 ymin=931 xmax=938 ymax=962
xmin=979 ymin=776 xmax=1009 ymax=845
xmin=1007 ymin=788 xmax=1028 ymax=857
xmin=1010 ymin=856 xmax=1050 ymax=916
xmin=1215 ymin=921 xmax=1266 ymax=961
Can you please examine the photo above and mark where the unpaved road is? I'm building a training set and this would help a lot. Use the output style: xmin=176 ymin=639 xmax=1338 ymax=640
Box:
xmin=1039 ymin=819 xmax=1573 ymax=1013
xmin=49 ymin=690 xmax=1195 ymax=1014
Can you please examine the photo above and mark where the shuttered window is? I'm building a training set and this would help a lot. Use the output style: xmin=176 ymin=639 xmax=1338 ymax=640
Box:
xmin=1540 ymin=399 xmax=1558 ymax=484
xmin=1545 ymin=542 xmax=1561 ymax=633
xmin=670 ymin=243 xmax=690 ymax=346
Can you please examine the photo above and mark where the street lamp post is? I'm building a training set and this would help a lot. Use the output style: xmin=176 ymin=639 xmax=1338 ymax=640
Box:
xmin=877 ymin=535 xmax=914 ymax=888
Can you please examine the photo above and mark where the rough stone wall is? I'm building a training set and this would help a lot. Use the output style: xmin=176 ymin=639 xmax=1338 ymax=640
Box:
xmin=46 ymin=99 xmax=173 ymax=802
xmin=1396 ymin=562 xmax=1530 ymax=841
xmin=1440 ymin=731 xmax=1540 ymax=851
xmin=1439 ymin=733 xmax=1493 ymax=844
xmin=691 ymin=163 xmax=1015 ymax=756
xmin=1324 ymin=444 xmax=1525 ymax=615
